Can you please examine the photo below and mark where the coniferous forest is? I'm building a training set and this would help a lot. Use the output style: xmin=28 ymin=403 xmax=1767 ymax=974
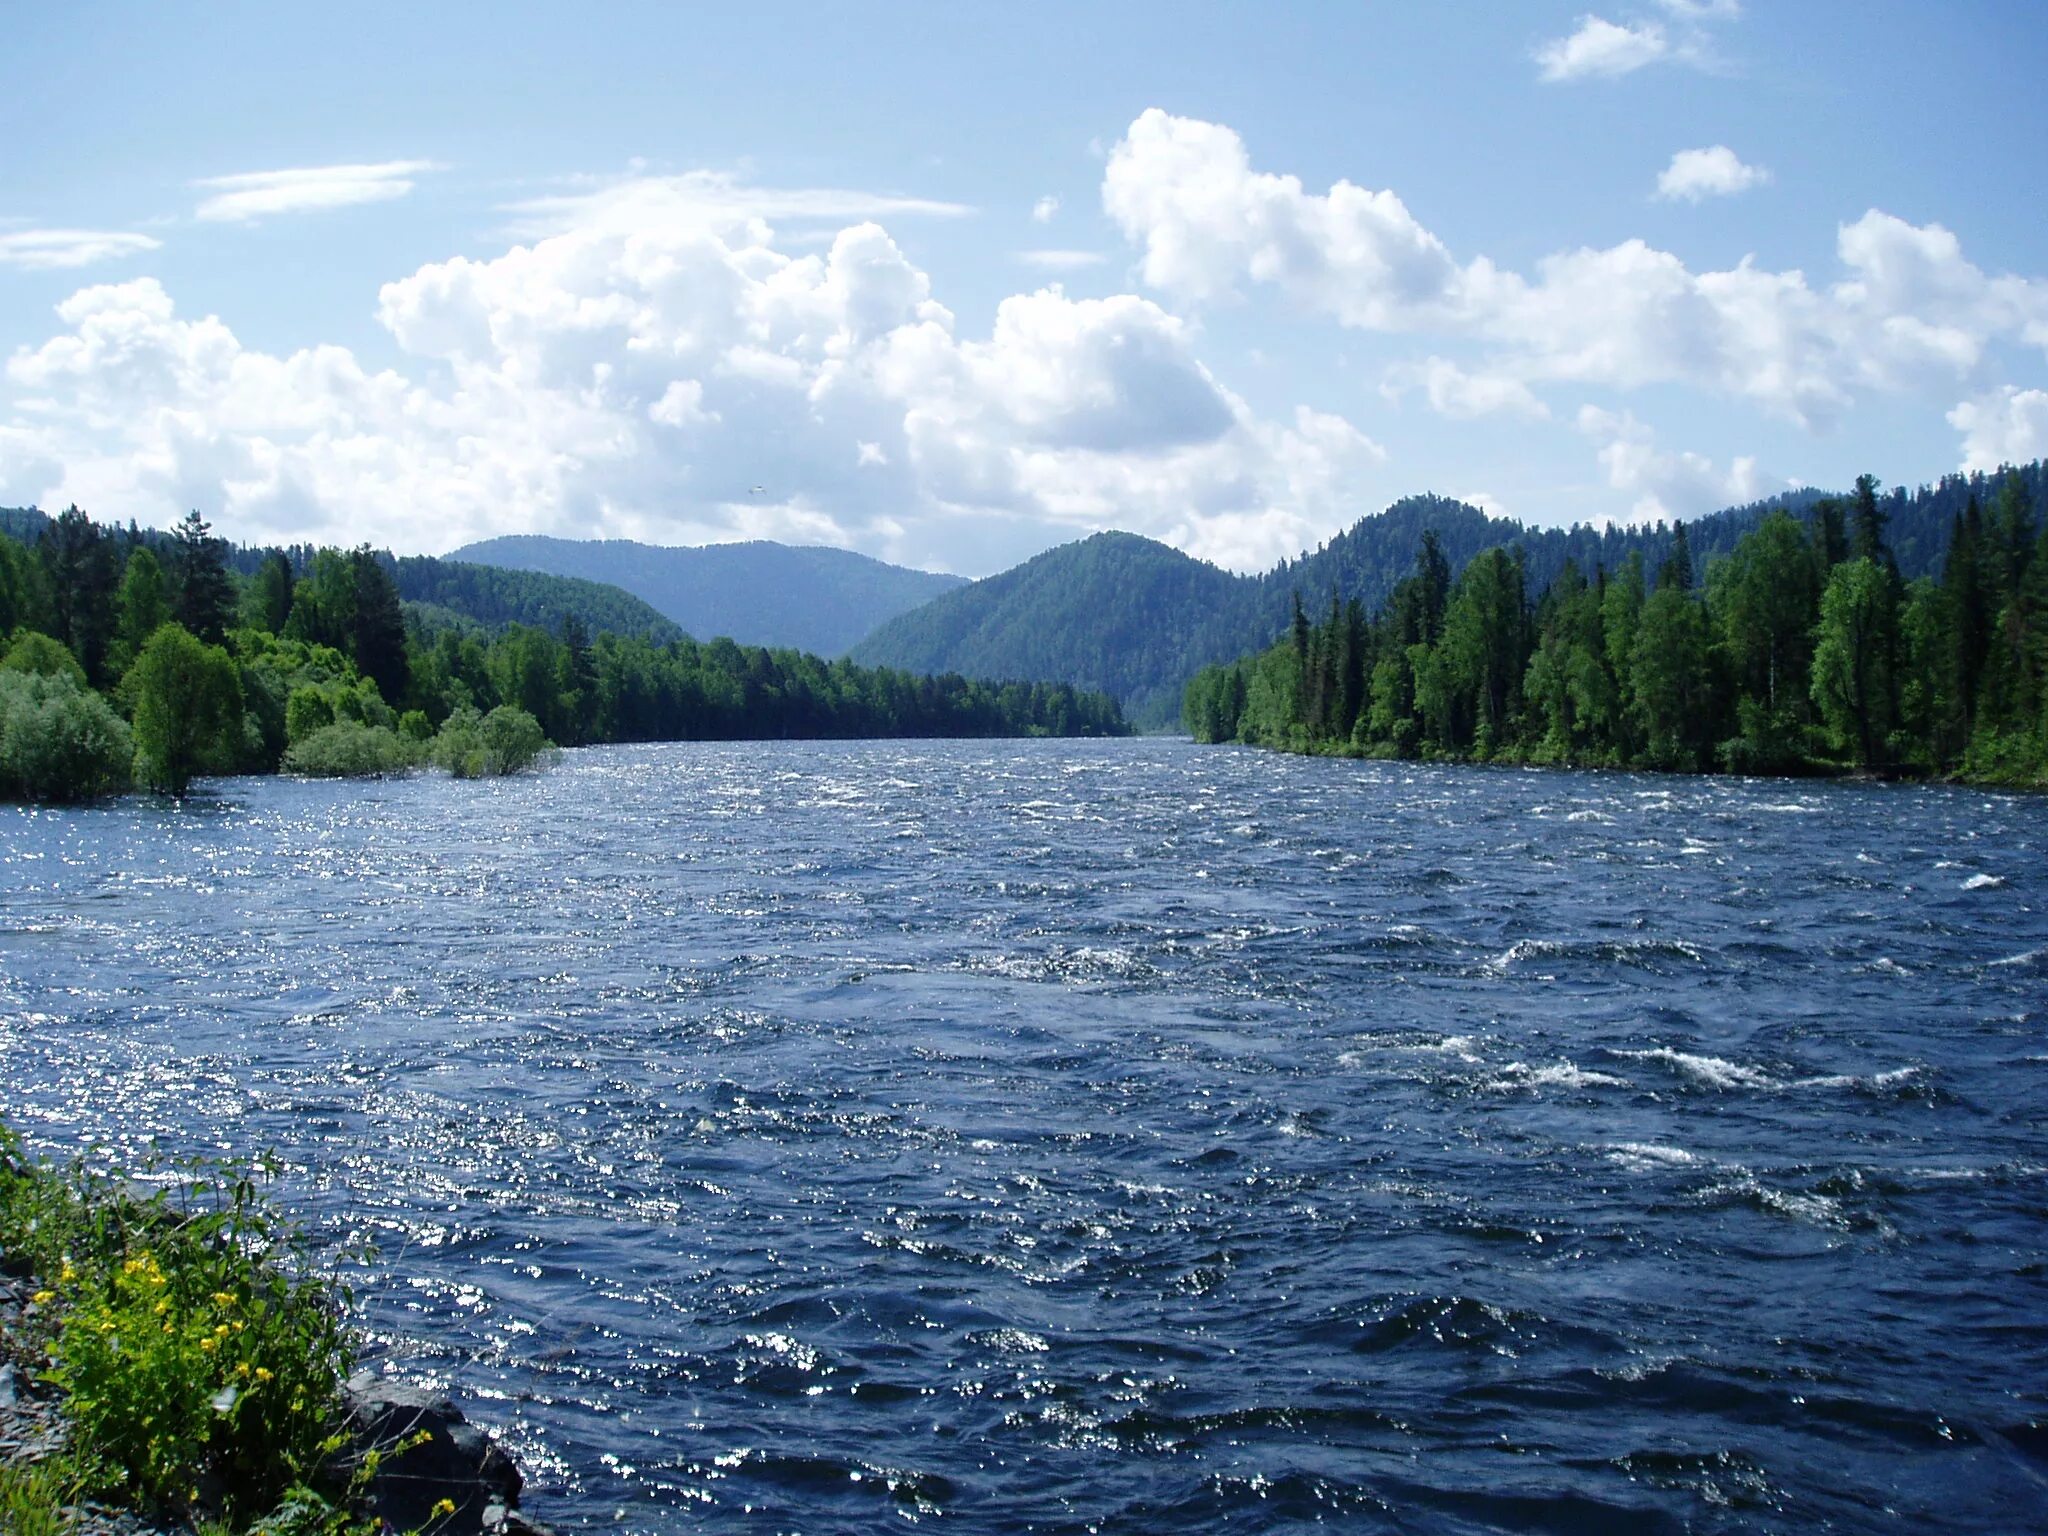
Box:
xmin=1184 ymin=471 xmax=2048 ymax=785
xmin=0 ymin=507 xmax=1128 ymax=802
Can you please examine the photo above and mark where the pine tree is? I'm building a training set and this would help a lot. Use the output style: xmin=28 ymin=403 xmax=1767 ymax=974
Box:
xmin=37 ymin=506 xmax=120 ymax=686
xmin=348 ymin=546 xmax=409 ymax=706
xmin=1658 ymin=521 xmax=1694 ymax=591
xmin=169 ymin=510 xmax=235 ymax=646
xmin=1851 ymin=473 xmax=1892 ymax=568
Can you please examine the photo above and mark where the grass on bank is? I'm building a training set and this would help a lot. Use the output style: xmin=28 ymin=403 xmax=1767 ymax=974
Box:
xmin=0 ymin=1122 xmax=389 ymax=1534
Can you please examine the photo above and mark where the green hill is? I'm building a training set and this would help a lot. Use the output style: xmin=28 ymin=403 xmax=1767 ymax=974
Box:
xmin=447 ymin=535 xmax=964 ymax=656
xmin=852 ymin=466 xmax=2043 ymax=727
xmin=388 ymin=555 xmax=682 ymax=643
xmin=847 ymin=531 xmax=1258 ymax=726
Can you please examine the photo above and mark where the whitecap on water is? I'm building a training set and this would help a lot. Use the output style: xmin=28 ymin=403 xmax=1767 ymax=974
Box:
xmin=1605 ymin=1142 xmax=1704 ymax=1170
xmin=1484 ymin=1060 xmax=1629 ymax=1093
xmin=1618 ymin=1047 xmax=1778 ymax=1091
xmin=1962 ymin=873 xmax=2006 ymax=890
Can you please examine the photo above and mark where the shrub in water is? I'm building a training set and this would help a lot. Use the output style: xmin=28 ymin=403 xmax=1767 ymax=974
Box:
xmin=430 ymin=704 xmax=552 ymax=778
xmin=282 ymin=721 xmax=416 ymax=779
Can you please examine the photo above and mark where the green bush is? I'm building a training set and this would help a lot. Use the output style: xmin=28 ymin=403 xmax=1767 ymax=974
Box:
xmin=281 ymin=721 xmax=416 ymax=779
xmin=0 ymin=1125 xmax=356 ymax=1528
xmin=128 ymin=624 xmax=245 ymax=795
xmin=284 ymin=686 xmax=337 ymax=744
xmin=0 ymin=629 xmax=88 ymax=685
xmin=0 ymin=669 xmax=133 ymax=801
xmin=429 ymin=704 xmax=552 ymax=778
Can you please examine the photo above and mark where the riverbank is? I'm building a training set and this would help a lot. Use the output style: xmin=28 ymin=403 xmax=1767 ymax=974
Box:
xmin=0 ymin=1129 xmax=550 ymax=1536
xmin=1206 ymin=729 xmax=2048 ymax=790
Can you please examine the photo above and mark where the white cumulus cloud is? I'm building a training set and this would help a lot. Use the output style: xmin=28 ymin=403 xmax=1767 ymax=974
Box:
xmin=193 ymin=160 xmax=443 ymax=222
xmin=1576 ymin=405 xmax=1771 ymax=521
xmin=0 ymin=191 xmax=1383 ymax=576
xmin=1948 ymin=386 xmax=2048 ymax=472
xmin=1535 ymin=16 xmax=1669 ymax=81
xmin=1031 ymin=195 xmax=1060 ymax=223
xmin=1103 ymin=110 xmax=2048 ymax=429
xmin=1385 ymin=356 xmax=1549 ymax=419
xmin=1656 ymin=145 xmax=1769 ymax=202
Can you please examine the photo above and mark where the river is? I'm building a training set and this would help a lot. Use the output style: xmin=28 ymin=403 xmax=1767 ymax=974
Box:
xmin=3 ymin=739 xmax=2045 ymax=1532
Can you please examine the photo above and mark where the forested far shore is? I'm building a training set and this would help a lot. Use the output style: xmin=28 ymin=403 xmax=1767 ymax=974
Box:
xmin=1184 ymin=471 xmax=2048 ymax=786
xmin=0 ymin=507 xmax=1128 ymax=803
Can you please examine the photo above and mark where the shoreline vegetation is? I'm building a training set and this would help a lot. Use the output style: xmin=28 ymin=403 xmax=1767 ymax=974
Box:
xmin=1185 ymin=471 xmax=2048 ymax=789
xmin=0 ymin=1121 xmax=544 ymax=1536
xmin=0 ymin=508 xmax=1128 ymax=806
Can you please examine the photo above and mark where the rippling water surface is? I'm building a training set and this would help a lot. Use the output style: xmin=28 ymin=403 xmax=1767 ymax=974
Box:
xmin=4 ymin=740 xmax=2047 ymax=1532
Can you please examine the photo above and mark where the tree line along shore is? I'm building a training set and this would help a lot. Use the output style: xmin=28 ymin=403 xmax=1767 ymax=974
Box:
xmin=0 ymin=508 xmax=1128 ymax=803
xmin=1185 ymin=471 xmax=2048 ymax=787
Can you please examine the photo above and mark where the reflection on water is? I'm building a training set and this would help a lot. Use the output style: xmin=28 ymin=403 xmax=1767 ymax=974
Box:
xmin=3 ymin=740 xmax=2046 ymax=1532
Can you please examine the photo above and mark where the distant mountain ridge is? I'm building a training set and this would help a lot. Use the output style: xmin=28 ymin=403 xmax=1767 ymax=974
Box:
xmin=2 ymin=508 xmax=684 ymax=644
xmin=448 ymin=534 xmax=965 ymax=656
xmin=852 ymin=464 xmax=2047 ymax=727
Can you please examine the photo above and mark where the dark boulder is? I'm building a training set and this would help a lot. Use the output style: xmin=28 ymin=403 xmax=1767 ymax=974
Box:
xmin=342 ymin=1372 xmax=528 ymax=1535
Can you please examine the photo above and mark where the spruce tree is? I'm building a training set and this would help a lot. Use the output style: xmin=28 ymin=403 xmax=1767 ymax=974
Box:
xmin=169 ymin=510 xmax=235 ymax=646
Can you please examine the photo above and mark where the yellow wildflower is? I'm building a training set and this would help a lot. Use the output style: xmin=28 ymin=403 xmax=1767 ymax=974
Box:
xmin=432 ymin=1498 xmax=457 ymax=1520
xmin=212 ymin=1291 xmax=237 ymax=1308
xmin=31 ymin=1290 xmax=54 ymax=1305
xmin=200 ymin=1336 xmax=218 ymax=1353
xmin=255 ymin=1367 xmax=274 ymax=1384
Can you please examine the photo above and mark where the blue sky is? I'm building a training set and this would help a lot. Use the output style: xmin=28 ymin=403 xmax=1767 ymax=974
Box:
xmin=4 ymin=2 xmax=2046 ymax=576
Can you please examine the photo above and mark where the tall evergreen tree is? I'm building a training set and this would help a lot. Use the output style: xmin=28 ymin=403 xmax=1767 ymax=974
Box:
xmin=1851 ymin=473 xmax=1892 ymax=568
xmin=1658 ymin=521 xmax=1695 ymax=591
xmin=348 ymin=546 xmax=410 ymax=705
xmin=1812 ymin=497 xmax=1849 ymax=573
xmin=1943 ymin=497 xmax=1990 ymax=745
xmin=247 ymin=550 xmax=295 ymax=635
xmin=169 ymin=510 xmax=235 ymax=646
xmin=37 ymin=506 xmax=120 ymax=686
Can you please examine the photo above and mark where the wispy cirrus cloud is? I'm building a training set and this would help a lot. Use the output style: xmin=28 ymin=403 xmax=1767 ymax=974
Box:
xmin=1017 ymin=249 xmax=1106 ymax=271
xmin=0 ymin=228 xmax=162 ymax=270
xmin=503 ymin=171 xmax=972 ymax=239
xmin=192 ymin=160 xmax=443 ymax=223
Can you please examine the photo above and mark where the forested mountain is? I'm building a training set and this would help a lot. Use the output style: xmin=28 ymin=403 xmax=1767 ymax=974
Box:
xmin=0 ymin=506 xmax=1129 ymax=801
xmin=3 ymin=508 xmax=682 ymax=645
xmin=389 ymin=556 xmax=682 ymax=643
xmin=448 ymin=535 xmax=965 ymax=656
xmin=849 ymin=532 xmax=1261 ymax=725
xmin=0 ymin=508 xmax=48 ymax=543
xmin=854 ymin=467 xmax=2048 ymax=727
xmin=1187 ymin=468 xmax=2047 ymax=786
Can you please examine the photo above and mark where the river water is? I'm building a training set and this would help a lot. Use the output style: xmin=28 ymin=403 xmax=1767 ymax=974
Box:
xmin=2 ymin=739 xmax=2045 ymax=1532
